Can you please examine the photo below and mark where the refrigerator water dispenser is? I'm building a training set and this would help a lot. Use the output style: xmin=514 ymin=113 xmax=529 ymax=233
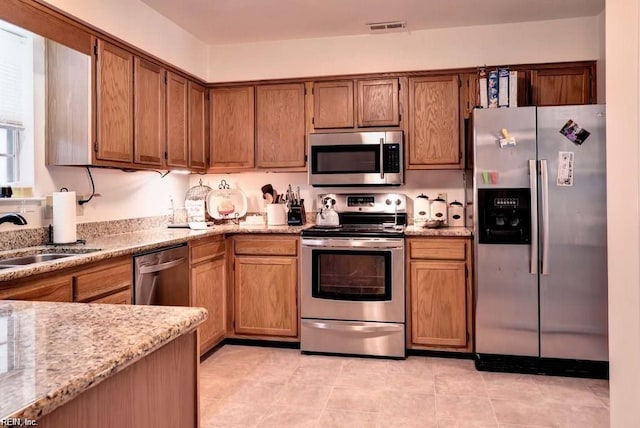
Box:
xmin=477 ymin=188 xmax=531 ymax=245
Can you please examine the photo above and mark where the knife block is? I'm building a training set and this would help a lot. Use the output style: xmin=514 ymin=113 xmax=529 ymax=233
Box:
xmin=287 ymin=200 xmax=306 ymax=226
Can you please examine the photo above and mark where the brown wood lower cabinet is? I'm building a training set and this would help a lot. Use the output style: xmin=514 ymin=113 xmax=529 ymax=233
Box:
xmin=39 ymin=331 xmax=199 ymax=428
xmin=0 ymin=256 xmax=133 ymax=304
xmin=190 ymin=236 xmax=226 ymax=355
xmin=0 ymin=275 xmax=72 ymax=302
xmin=231 ymin=235 xmax=299 ymax=340
xmin=407 ymin=237 xmax=473 ymax=352
xmin=73 ymin=256 xmax=132 ymax=303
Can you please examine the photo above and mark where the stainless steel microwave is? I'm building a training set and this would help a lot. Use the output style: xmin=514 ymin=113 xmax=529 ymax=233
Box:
xmin=308 ymin=131 xmax=404 ymax=186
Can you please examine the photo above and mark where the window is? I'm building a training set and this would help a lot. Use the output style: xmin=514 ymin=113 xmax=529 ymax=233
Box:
xmin=0 ymin=21 xmax=34 ymax=187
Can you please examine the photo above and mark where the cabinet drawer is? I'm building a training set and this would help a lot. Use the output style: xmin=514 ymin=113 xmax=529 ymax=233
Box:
xmin=74 ymin=257 xmax=132 ymax=302
xmin=191 ymin=236 xmax=225 ymax=264
xmin=409 ymin=238 xmax=466 ymax=261
xmin=234 ymin=236 xmax=298 ymax=256
xmin=89 ymin=288 xmax=132 ymax=305
xmin=0 ymin=276 xmax=72 ymax=302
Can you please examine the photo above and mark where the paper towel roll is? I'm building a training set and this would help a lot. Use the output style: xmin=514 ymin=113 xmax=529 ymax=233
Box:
xmin=53 ymin=191 xmax=77 ymax=244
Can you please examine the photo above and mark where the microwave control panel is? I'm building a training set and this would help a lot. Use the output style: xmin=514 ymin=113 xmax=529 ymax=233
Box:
xmin=383 ymin=144 xmax=401 ymax=172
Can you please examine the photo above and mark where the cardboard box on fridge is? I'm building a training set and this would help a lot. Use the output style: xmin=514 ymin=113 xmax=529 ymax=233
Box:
xmin=487 ymin=70 xmax=499 ymax=108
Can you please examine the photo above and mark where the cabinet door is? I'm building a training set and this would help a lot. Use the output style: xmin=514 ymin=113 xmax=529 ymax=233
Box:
xmin=210 ymin=86 xmax=255 ymax=169
xmin=357 ymin=78 xmax=399 ymax=127
xmin=531 ymin=67 xmax=592 ymax=106
xmin=408 ymin=75 xmax=461 ymax=168
xmin=188 ymin=81 xmax=207 ymax=171
xmin=166 ymin=72 xmax=189 ymax=168
xmin=96 ymin=40 xmax=133 ymax=163
xmin=234 ymin=257 xmax=297 ymax=337
xmin=134 ymin=58 xmax=165 ymax=166
xmin=73 ymin=256 xmax=132 ymax=302
xmin=313 ymin=81 xmax=354 ymax=128
xmin=256 ymin=83 xmax=306 ymax=168
xmin=0 ymin=276 xmax=72 ymax=302
xmin=193 ymin=258 xmax=225 ymax=354
xmin=90 ymin=288 xmax=132 ymax=304
xmin=410 ymin=260 xmax=467 ymax=347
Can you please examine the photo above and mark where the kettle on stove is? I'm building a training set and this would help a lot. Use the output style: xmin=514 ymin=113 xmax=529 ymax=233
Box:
xmin=316 ymin=195 xmax=340 ymax=227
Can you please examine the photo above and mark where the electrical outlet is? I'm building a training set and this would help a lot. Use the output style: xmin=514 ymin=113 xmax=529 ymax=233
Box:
xmin=44 ymin=195 xmax=84 ymax=219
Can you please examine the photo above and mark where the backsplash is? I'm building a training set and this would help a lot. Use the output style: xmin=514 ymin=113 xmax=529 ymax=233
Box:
xmin=0 ymin=215 xmax=168 ymax=252
xmin=191 ymin=169 xmax=466 ymax=218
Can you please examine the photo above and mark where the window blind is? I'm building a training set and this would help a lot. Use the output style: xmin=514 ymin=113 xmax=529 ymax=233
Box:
xmin=0 ymin=28 xmax=27 ymax=128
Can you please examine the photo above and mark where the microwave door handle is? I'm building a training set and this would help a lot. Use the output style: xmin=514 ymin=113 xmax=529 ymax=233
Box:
xmin=379 ymin=138 xmax=384 ymax=179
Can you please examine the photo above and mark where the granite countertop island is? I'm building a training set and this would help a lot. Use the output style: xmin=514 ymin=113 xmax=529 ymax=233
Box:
xmin=0 ymin=300 xmax=207 ymax=421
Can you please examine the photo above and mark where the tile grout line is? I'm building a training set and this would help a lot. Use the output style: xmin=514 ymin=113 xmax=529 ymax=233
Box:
xmin=480 ymin=371 xmax=501 ymax=427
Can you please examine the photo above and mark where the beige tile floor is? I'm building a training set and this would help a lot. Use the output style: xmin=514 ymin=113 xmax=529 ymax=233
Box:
xmin=199 ymin=345 xmax=609 ymax=428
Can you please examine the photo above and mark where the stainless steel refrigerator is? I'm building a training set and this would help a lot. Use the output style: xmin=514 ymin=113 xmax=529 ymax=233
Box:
xmin=472 ymin=105 xmax=608 ymax=370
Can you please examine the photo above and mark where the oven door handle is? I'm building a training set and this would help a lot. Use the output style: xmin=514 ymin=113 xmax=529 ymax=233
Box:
xmin=304 ymin=320 xmax=403 ymax=334
xmin=301 ymin=239 xmax=404 ymax=249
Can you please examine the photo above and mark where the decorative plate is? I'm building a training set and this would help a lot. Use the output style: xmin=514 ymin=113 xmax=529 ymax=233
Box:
xmin=206 ymin=188 xmax=248 ymax=220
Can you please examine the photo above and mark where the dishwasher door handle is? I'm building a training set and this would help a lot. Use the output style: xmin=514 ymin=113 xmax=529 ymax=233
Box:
xmin=138 ymin=257 xmax=187 ymax=275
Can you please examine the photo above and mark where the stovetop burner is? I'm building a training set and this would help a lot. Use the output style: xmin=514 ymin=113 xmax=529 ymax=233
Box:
xmin=303 ymin=193 xmax=408 ymax=239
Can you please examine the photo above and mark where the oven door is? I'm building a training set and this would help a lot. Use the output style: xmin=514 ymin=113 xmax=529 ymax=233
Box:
xmin=301 ymin=237 xmax=405 ymax=323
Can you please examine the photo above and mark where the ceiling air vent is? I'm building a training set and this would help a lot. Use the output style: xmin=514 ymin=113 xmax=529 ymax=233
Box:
xmin=367 ymin=21 xmax=407 ymax=33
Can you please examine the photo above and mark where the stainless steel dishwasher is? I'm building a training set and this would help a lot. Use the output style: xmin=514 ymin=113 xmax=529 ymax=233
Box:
xmin=133 ymin=244 xmax=189 ymax=306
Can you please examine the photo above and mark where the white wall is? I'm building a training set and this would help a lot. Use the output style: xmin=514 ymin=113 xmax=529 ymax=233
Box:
xmin=605 ymin=1 xmax=640 ymax=426
xmin=42 ymin=0 xmax=209 ymax=79
xmin=208 ymin=16 xmax=601 ymax=82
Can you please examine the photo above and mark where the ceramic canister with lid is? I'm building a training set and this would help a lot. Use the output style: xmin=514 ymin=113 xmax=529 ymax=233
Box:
xmin=430 ymin=196 xmax=448 ymax=224
xmin=448 ymin=200 xmax=465 ymax=227
xmin=413 ymin=193 xmax=431 ymax=226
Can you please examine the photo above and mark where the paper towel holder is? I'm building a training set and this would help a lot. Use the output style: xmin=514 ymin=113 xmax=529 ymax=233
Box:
xmin=47 ymin=224 xmax=86 ymax=246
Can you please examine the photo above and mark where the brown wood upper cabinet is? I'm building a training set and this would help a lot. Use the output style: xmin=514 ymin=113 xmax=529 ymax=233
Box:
xmin=312 ymin=78 xmax=399 ymax=130
xmin=530 ymin=66 xmax=593 ymax=106
xmin=209 ymin=86 xmax=255 ymax=170
xmin=408 ymin=75 xmax=461 ymax=169
xmin=256 ymin=83 xmax=306 ymax=168
xmin=357 ymin=78 xmax=400 ymax=127
xmin=166 ymin=72 xmax=189 ymax=168
xmin=134 ymin=57 xmax=165 ymax=166
xmin=95 ymin=39 xmax=207 ymax=171
xmin=188 ymin=82 xmax=207 ymax=171
xmin=96 ymin=39 xmax=134 ymax=164
xmin=313 ymin=81 xmax=354 ymax=129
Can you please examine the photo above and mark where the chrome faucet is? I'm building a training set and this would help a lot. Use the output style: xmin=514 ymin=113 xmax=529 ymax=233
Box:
xmin=0 ymin=213 xmax=28 ymax=226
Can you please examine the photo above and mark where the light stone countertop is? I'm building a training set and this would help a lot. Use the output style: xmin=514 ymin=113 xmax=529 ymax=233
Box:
xmin=404 ymin=225 xmax=473 ymax=237
xmin=0 ymin=223 xmax=309 ymax=282
xmin=0 ymin=300 xmax=207 ymax=420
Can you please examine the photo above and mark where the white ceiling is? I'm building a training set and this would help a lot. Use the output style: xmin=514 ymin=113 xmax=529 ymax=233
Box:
xmin=140 ymin=0 xmax=605 ymax=46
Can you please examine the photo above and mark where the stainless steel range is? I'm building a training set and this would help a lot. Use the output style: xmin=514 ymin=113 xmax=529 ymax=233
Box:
xmin=300 ymin=193 xmax=407 ymax=358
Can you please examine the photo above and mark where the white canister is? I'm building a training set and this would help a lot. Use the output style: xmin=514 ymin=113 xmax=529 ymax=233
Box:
xmin=448 ymin=201 xmax=465 ymax=227
xmin=430 ymin=197 xmax=448 ymax=224
xmin=413 ymin=194 xmax=431 ymax=227
xmin=266 ymin=204 xmax=287 ymax=226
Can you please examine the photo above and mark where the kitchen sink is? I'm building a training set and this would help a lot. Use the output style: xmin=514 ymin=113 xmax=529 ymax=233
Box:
xmin=0 ymin=247 xmax=102 ymax=268
xmin=0 ymin=254 xmax=75 ymax=266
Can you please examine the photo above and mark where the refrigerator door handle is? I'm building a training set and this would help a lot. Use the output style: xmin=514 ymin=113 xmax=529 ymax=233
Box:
xmin=540 ymin=159 xmax=550 ymax=275
xmin=529 ymin=160 xmax=538 ymax=274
